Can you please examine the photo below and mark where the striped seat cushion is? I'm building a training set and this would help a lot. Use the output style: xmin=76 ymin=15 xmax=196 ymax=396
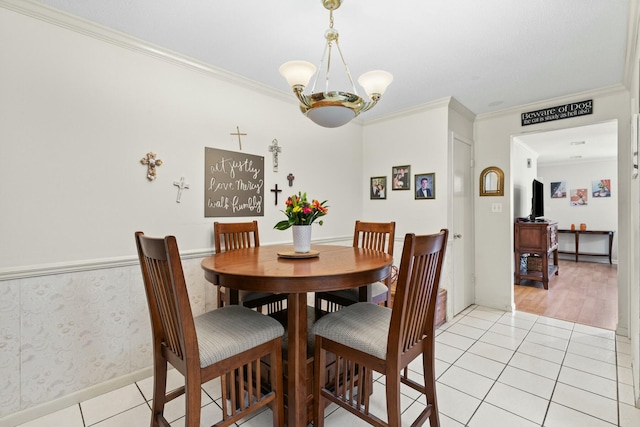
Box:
xmin=194 ymin=305 xmax=284 ymax=367
xmin=312 ymin=302 xmax=391 ymax=360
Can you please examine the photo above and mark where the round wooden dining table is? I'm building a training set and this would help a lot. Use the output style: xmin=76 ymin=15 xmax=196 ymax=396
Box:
xmin=201 ymin=244 xmax=393 ymax=427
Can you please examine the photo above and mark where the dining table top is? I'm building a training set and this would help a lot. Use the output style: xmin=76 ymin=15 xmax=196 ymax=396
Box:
xmin=200 ymin=243 xmax=393 ymax=293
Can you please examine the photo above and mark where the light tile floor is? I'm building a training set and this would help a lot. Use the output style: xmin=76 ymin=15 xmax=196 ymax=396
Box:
xmin=14 ymin=305 xmax=640 ymax=427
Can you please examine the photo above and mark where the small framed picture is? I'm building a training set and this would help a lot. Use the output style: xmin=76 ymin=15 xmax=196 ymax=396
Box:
xmin=415 ymin=173 xmax=435 ymax=199
xmin=392 ymin=165 xmax=411 ymax=190
xmin=370 ymin=176 xmax=387 ymax=199
xmin=592 ymin=179 xmax=611 ymax=197
xmin=550 ymin=181 xmax=566 ymax=198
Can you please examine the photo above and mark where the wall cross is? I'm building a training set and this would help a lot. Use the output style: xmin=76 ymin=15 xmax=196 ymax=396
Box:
xmin=140 ymin=152 xmax=163 ymax=180
xmin=230 ymin=126 xmax=247 ymax=150
xmin=173 ymin=177 xmax=189 ymax=203
xmin=268 ymin=139 xmax=281 ymax=172
xmin=287 ymin=173 xmax=295 ymax=187
xmin=270 ymin=183 xmax=282 ymax=205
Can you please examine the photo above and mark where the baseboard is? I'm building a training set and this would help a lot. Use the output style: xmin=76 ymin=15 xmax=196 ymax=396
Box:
xmin=0 ymin=367 xmax=153 ymax=427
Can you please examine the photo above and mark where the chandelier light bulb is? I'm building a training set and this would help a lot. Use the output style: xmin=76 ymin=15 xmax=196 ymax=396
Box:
xmin=358 ymin=70 xmax=394 ymax=99
xmin=279 ymin=60 xmax=317 ymax=88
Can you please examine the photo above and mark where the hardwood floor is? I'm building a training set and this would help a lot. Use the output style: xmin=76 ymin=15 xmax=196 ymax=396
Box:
xmin=514 ymin=258 xmax=618 ymax=330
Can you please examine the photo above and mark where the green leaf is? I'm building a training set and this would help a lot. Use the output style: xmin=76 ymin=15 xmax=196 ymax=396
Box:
xmin=274 ymin=220 xmax=292 ymax=230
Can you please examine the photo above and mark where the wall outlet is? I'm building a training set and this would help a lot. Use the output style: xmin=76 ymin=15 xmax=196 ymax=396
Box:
xmin=491 ymin=203 xmax=502 ymax=212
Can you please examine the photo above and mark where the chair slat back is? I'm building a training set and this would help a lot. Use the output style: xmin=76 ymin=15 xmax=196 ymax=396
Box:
xmin=214 ymin=221 xmax=260 ymax=253
xmin=135 ymin=232 xmax=195 ymax=365
xmin=388 ymin=230 xmax=448 ymax=361
xmin=353 ymin=220 xmax=395 ymax=254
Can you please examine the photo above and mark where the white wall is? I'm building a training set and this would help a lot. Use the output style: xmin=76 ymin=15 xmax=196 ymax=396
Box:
xmin=362 ymin=101 xmax=450 ymax=239
xmin=0 ymin=6 xmax=363 ymax=272
xmin=0 ymin=5 xmax=365 ymax=422
xmin=539 ymin=159 xmax=619 ymax=262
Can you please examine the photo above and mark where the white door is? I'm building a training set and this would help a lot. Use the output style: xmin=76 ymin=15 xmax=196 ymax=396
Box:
xmin=452 ymin=134 xmax=475 ymax=315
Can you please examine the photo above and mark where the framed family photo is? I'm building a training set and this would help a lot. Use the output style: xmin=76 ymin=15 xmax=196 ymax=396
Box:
xmin=392 ymin=165 xmax=411 ymax=190
xmin=370 ymin=176 xmax=387 ymax=199
xmin=415 ymin=172 xmax=435 ymax=199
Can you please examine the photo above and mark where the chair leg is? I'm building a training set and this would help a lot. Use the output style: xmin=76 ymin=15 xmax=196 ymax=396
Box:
xmin=270 ymin=342 xmax=285 ymax=427
xmin=150 ymin=356 xmax=168 ymax=427
xmin=184 ymin=371 xmax=202 ymax=427
xmin=386 ymin=372 xmax=402 ymax=427
xmin=423 ymin=353 xmax=440 ymax=427
xmin=313 ymin=338 xmax=327 ymax=427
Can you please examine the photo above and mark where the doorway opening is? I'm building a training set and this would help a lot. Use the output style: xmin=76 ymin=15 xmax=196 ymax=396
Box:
xmin=511 ymin=121 xmax=618 ymax=330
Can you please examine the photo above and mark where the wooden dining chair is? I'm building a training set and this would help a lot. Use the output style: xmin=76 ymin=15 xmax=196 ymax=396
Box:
xmin=315 ymin=220 xmax=395 ymax=312
xmin=312 ymin=229 xmax=448 ymax=427
xmin=135 ymin=231 xmax=284 ymax=427
xmin=214 ymin=221 xmax=288 ymax=314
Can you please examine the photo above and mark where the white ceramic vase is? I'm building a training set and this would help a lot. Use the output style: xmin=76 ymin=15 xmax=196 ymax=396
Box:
xmin=292 ymin=225 xmax=312 ymax=253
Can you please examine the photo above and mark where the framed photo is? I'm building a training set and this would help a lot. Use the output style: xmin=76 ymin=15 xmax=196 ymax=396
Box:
xmin=370 ymin=176 xmax=387 ymax=199
xmin=415 ymin=173 xmax=435 ymax=199
xmin=570 ymin=188 xmax=588 ymax=206
xmin=392 ymin=165 xmax=411 ymax=190
xmin=550 ymin=181 xmax=566 ymax=198
xmin=592 ymin=179 xmax=611 ymax=197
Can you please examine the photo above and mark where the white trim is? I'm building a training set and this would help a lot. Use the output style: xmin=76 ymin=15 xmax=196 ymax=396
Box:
xmin=0 ymin=237 xmax=350 ymax=280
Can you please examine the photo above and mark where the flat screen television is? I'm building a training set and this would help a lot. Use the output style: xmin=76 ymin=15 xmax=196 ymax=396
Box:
xmin=530 ymin=179 xmax=544 ymax=220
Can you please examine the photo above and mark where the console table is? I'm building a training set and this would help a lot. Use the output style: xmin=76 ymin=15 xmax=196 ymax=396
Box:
xmin=557 ymin=229 xmax=614 ymax=264
xmin=514 ymin=221 xmax=559 ymax=290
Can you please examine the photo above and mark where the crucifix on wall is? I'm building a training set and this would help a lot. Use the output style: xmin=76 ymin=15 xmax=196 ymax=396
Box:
xmin=173 ymin=177 xmax=189 ymax=203
xmin=268 ymin=139 xmax=281 ymax=172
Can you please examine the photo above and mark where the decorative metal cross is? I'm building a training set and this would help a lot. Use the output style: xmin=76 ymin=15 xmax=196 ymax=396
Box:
xmin=140 ymin=152 xmax=163 ymax=180
xmin=173 ymin=177 xmax=189 ymax=203
xmin=287 ymin=173 xmax=295 ymax=187
xmin=230 ymin=126 xmax=247 ymax=150
xmin=270 ymin=183 xmax=282 ymax=205
xmin=268 ymin=139 xmax=281 ymax=172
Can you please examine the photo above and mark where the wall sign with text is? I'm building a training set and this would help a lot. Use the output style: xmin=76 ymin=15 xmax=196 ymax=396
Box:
xmin=204 ymin=147 xmax=264 ymax=217
xmin=521 ymin=100 xmax=593 ymax=126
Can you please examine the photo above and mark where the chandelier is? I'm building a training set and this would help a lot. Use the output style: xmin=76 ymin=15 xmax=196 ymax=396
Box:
xmin=279 ymin=0 xmax=393 ymax=128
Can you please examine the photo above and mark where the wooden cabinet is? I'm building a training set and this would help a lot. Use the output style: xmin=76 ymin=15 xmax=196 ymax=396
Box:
xmin=514 ymin=221 xmax=559 ymax=290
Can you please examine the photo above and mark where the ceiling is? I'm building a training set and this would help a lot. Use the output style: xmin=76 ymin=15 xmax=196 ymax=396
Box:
xmin=27 ymin=0 xmax=630 ymax=162
xmin=515 ymin=121 xmax=618 ymax=165
xmin=32 ymin=0 xmax=631 ymax=121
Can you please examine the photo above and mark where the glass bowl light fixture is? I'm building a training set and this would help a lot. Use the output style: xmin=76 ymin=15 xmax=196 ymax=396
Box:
xmin=279 ymin=0 xmax=393 ymax=128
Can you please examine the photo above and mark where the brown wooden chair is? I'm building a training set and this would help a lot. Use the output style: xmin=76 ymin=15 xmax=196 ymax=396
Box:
xmin=312 ymin=229 xmax=448 ymax=427
xmin=315 ymin=220 xmax=395 ymax=312
xmin=214 ymin=221 xmax=287 ymax=314
xmin=135 ymin=231 xmax=284 ymax=427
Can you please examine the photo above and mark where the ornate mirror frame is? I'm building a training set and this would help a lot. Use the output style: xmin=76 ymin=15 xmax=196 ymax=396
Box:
xmin=479 ymin=166 xmax=504 ymax=196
